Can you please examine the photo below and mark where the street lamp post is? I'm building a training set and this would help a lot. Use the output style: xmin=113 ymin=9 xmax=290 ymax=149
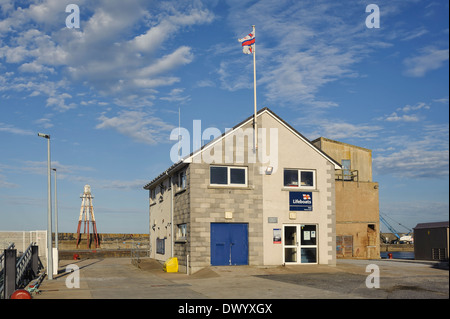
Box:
xmin=38 ymin=133 xmax=53 ymax=280
xmin=52 ymin=168 xmax=59 ymax=251
xmin=52 ymin=168 xmax=59 ymax=276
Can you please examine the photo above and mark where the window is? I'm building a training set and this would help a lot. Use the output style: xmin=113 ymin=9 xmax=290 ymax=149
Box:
xmin=284 ymin=169 xmax=298 ymax=186
xmin=177 ymin=170 xmax=186 ymax=191
xmin=156 ymin=238 xmax=165 ymax=254
xmin=149 ymin=188 xmax=156 ymax=203
xmin=210 ymin=166 xmax=247 ymax=186
xmin=342 ymin=159 xmax=351 ymax=180
xmin=176 ymin=224 xmax=187 ymax=240
xmin=284 ymin=169 xmax=315 ymax=189
xmin=230 ymin=168 xmax=246 ymax=184
xmin=210 ymin=166 xmax=227 ymax=185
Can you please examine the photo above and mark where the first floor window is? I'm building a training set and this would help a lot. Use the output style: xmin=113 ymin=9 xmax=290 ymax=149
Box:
xmin=230 ymin=167 xmax=246 ymax=184
xmin=284 ymin=169 xmax=298 ymax=186
xmin=210 ymin=166 xmax=247 ymax=186
xmin=210 ymin=166 xmax=228 ymax=185
xmin=284 ymin=169 xmax=315 ymax=189
xmin=177 ymin=170 xmax=186 ymax=190
xmin=149 ymin=188 xmax=156 ymax=203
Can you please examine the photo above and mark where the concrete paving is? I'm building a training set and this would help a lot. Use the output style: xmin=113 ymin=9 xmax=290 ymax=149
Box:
xmin=31 ymin=257 xmax=448 ymax=300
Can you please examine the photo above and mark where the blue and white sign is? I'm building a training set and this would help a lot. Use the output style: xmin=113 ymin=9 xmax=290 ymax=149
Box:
xmin=289 ymin=192 xmax=313 ymax=211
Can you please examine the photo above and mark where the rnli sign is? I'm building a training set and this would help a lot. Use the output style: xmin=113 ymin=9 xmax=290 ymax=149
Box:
xmin=289 ymin=192 xmax=312 ymax=211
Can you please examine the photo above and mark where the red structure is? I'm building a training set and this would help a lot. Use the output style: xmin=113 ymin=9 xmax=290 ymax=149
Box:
xmin=76 ymin=185 xmax=100 ymax=248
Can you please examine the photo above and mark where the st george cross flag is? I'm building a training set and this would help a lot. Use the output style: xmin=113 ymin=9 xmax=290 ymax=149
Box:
xmin=238 ymin=30 xmax=255 ymax=54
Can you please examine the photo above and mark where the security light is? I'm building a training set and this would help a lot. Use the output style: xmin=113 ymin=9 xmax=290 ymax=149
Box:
xmin=37 ymin=132 xmax=50 ymax=139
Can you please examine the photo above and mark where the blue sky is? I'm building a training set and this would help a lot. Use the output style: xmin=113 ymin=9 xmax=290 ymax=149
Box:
xmin=0 ymin=0 xmax=448 ymax=234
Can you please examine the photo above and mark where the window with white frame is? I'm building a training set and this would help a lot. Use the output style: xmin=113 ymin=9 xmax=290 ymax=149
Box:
xmin=176 ymin=224 xmax=187 ymax=240
xmin=210 ymin=166 xmax=247 ymax=186
xmin=284 ymin=169 xmax=315 ymax=189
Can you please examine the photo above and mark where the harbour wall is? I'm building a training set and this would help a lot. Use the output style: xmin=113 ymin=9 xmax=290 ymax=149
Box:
xmin=380 ymin=243 xmax=414 ymax=252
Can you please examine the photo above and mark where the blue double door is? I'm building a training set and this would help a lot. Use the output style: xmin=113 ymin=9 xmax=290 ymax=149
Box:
xmin=210 ymin=223 xmax=248 ymax=266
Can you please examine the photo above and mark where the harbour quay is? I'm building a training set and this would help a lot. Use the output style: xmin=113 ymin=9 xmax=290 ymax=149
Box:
xmin=31 ymin=257 xmax=448 ymax=300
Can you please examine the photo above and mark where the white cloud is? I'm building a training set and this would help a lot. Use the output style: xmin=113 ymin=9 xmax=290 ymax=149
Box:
xmin=385 ymin=112 xmax=420 ymax=122
xmin=160 ymin=88 xmax=190 ymax=103
xmin=403 ymin=46 xmax=449 ymax=77
xmin=433 ymin=97 xmax=449 ymax=104
xmin=396 ymin=102 xmax=430 ymax=113
xmin=0 ymin=1 xmax=214 ymax=108
xmin=297 ymin=115 xmax=382 ymax=141
xmin=401 ymin=27 xmax=429 ymax=41
xmin=19 ymin=60 xmax=55 ymax=73
xmin=218 ymin=1 xmax=382 ymax=108
xmin=260 ymin=45 xmax=357 ymax=107
xmin=373 ymin=124 xmax=449 ymax=179
xmin=315 ymin=121 xmax=382 ymax=140
xmin=136 ymin=46 xmax=194 ymax=78
xmin=0 ymin=122 xmax=34 ymax=136
xmin=34 ymin=117 xmax=54 ymax=129
xmin=96 ymin=110 xmax=175 ymax=145
xmin=378 ymin=102 xmax=431 ymax=122
xmin=46 ymin=92 xmax=76 ymax=111
xmin=0 ymin=172 xmax=18 ymax=188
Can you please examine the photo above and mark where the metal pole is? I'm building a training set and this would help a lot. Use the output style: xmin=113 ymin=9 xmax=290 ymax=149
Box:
xmin=38 ymin=133 xmax=53 ymax=280
xmin=252 ymin=25 xmax=258 ymax=151
xmin=53 ymin=168 xmax=58 ymax=250
xmin=47 ymin=137 xmax=53 ymax=280
xmin=3 ymin=248 xmax=17 ymax=299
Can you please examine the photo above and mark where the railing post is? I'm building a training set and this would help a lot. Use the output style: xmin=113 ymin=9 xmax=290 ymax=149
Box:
xmin=32 ymin=245 xmax=39 ymax=277
xmin=3 ymin=249 xmax=16 ymax=299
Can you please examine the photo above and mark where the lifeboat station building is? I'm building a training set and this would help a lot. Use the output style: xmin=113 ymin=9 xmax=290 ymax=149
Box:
xmin=143 ymin=108 xmax=341 ymax=274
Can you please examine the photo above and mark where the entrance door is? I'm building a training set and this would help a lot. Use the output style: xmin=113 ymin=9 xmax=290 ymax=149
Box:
xmin=211 ymin=223 xmax=248 ymax=266
xmin=283 ymin=224 xmax=318 ymax=264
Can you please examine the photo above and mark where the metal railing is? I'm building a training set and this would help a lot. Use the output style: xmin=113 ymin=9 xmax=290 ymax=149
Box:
xmin=335 ymin=169 xmax=359 ymax=186
xmin=16 ymin=243 xmax=37 ymax=288
xmin=0 ymin=243 xmax=15 ymax=298
xmin=0 ymin=243 xmax=15 ymax=271
xmin=1 ymin=242 xmax=42 ymax=299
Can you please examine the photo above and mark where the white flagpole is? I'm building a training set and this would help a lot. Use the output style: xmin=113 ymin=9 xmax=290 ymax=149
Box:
xmin=252 ymin=25 xmax=258 ymax=151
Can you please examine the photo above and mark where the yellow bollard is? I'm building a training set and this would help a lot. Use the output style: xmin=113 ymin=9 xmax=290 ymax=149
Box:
xmin=163 ymin=257 xmax=178 ymax=272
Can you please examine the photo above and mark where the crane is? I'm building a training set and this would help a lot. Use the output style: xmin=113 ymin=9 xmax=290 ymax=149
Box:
xmin=379 ymin=212 xmax=413 ymax=244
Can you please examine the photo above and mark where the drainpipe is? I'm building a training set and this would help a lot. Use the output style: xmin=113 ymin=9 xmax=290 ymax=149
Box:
xmin=186 ymin=254 xmax=189 ymax=275
xmin=166 ymin=171 xmax=174 ymax=258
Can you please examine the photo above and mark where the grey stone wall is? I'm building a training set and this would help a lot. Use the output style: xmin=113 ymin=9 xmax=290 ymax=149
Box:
xmin=173 ymin=165 xmax=190 ymax=270
xmin=187 ymin=161 xmax=264 ymax=271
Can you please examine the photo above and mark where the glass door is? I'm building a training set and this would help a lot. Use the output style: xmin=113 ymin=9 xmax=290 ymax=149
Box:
xmin=283 ymin=226 xmax=298 ymax=263
xmin=283 ymin=224 xmax=318 ymax=264
xmin=300 ymin=224 xmax=317 ymax=263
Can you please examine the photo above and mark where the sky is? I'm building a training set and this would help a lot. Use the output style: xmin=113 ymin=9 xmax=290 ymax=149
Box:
xmin=0 ymin=0 xmax=448 ymax=234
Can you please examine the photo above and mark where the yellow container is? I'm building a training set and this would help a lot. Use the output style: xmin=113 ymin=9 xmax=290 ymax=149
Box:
xmin=163 ymin=257 xmax=178 ymax=273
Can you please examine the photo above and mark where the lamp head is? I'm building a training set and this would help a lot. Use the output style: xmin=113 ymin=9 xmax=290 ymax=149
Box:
xmin=37 ymin=133 xmax=50 ymax=139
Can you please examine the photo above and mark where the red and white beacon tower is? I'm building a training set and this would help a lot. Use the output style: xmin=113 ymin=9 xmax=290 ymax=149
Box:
xmin=76 ymin=185 xmax=100 ymax=248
